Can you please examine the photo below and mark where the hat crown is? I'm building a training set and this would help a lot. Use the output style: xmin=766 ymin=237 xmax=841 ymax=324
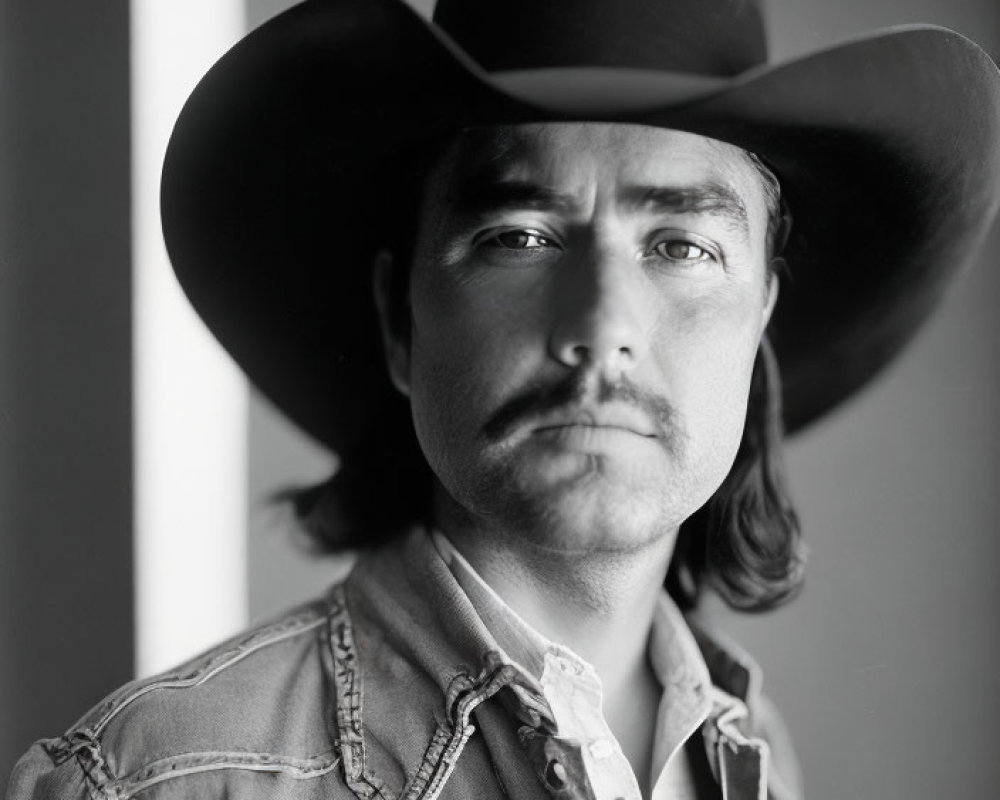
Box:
xmin=433 ymin=0 xmax=768 ymax=76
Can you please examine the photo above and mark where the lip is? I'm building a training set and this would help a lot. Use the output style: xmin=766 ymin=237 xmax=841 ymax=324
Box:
xmin=530 ymin=423 xmax=659 ymax=454
xmin=530 ymin=407 xmax=659 ymax=439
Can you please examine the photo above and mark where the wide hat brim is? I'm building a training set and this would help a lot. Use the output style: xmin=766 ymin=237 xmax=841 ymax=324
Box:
xmin=162 ymin=0 xmax=1000 ymax=454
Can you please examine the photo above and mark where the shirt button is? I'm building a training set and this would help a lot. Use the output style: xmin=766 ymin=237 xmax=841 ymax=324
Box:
xmin=552 ymin=655 xmax=580 ymax=675
xmin=544 ymin=759 xmax=568 ymax=789
xmin=588 ymin=739 xmax=615 ymax=760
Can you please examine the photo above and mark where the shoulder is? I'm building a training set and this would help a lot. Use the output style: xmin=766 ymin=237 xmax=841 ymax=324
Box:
xmin=6 ymin=595 xmax=358 ymax=800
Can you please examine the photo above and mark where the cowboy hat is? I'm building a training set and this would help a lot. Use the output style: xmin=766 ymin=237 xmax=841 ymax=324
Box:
xmin=161 ymin=0 xmax=1000 ymax=453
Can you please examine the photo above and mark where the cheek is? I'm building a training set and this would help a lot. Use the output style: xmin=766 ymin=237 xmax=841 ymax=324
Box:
xmin=411 ymin=262 xmax=551 ymax=375
xmin=411 ymin=276 xmax=523 ymax=392
xmin=655 ymin=290 xmax=764 ymax=450
xmin=405 ymin=271 xmax=542 ymax=465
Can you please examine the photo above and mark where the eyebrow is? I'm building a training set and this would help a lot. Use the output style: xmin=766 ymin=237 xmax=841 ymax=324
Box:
xmin=449 ymin=176 xmax=750 ymax=237
xmin=622 ymin=183 xmax=749 ymax=234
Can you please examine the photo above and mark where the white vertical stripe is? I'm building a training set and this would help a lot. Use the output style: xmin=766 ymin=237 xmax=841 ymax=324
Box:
xmin=131 ymin=0 xmax=248 ymax=676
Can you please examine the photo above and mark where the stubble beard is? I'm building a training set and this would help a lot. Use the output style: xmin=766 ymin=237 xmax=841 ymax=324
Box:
xmin=430 ymin=452 xmax=686 ymax=616
xmin=439 ymin=442 xmax=688 ymax=561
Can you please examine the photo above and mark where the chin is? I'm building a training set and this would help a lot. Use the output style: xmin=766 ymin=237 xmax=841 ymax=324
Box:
xmin=489 ymin=455 xmax=687 ymax=554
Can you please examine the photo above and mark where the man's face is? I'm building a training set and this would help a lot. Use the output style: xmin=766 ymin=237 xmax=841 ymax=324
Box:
xmin=379 ymin=123 xmax=777 ymax=554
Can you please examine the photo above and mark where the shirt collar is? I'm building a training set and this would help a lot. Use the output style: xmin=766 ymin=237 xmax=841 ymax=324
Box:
xmin=432 ymin=529 xmax=719 ymax=786
xmin=432 ymin=530 xmax=556 ymax=682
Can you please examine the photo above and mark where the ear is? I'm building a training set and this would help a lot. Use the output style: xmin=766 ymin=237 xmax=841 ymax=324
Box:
xmin=372 ymin=248 xmax=412 ymax=397
xmin=761 ymin=258 xmax=781 ymax=329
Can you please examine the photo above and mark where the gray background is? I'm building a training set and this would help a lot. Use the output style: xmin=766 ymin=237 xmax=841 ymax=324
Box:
xmin=3 ymin=0 xmax=999 ymax=797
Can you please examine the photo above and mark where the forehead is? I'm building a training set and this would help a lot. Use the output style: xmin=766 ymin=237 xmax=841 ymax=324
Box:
xmin=426 ymin=122 xmax=767 ymax=213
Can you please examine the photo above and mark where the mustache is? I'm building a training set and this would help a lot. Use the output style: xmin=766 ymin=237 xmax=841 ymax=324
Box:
xmin=482 ymin=371 xmax=678 ymax=444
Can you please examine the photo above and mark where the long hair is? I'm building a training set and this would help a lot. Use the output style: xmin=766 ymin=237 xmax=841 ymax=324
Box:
xmin=666 ymin=335 xmax=805 ymax=611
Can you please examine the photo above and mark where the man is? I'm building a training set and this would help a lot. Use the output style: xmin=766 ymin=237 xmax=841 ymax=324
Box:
xmin=8 ymin=0 xmax=1000 ymax=798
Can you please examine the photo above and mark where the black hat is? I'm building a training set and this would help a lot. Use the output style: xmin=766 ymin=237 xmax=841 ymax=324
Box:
xmin=162 ymin=0 xmax=1000 ymax=449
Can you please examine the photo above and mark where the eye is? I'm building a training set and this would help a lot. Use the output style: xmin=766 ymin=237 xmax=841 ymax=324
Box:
xmin=482 ymin=229 xmax=559 ymax=251
xmin=651 ymin=238 xmax=718 ymax=264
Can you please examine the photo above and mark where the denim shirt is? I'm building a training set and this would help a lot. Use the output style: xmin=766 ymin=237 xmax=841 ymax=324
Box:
xmin=7 ymin=529 xmax=801 ymax=800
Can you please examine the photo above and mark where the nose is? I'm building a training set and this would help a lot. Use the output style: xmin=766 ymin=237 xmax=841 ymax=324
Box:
xmin=548 ymin=243 xmax=651 ymax=374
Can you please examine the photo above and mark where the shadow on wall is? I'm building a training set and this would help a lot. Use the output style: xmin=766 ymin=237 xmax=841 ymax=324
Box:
xmin=715 ymin=2 xmax=1000 ymax=798
xmin=0 ymin=0 xmax=133 ymax=778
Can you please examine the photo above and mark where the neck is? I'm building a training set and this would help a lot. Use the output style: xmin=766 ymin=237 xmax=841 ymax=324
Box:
xmin=434 ymin=488 xmax=677 ymax=788
xmin=447 ymin=526 xmax=673 ymax=677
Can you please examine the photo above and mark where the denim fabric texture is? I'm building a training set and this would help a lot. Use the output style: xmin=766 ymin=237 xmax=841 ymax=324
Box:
xmin=6 ymin=529 xmax=800 ymax=800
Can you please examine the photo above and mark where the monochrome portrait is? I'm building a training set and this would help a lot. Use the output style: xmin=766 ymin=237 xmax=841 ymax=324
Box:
xmin=3 ymin=0 xmax=998 ymax=797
